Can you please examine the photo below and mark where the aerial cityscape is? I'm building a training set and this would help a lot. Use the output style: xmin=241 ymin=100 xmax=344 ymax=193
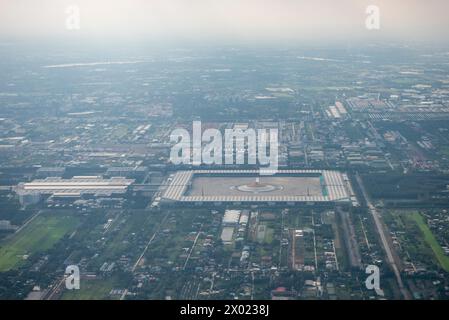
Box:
xmin=1 ymin=0 xmax=449 ymax=304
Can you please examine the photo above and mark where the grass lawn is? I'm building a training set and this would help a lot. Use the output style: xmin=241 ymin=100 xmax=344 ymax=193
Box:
xmin=264 ymin=227 xmax=274 ymax=244
xmin=61 ymin=278 xmax=118 ymax=300
xmin=0 ymin=213 xmax=78 ymax=271
xmin=410 ymin=212 xmax=449 ymax=272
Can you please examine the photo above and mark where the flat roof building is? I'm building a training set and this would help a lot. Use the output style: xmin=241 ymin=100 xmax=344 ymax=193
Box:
xmin=36 ymin=167 xmax=66 ymax=178
xmin=16 ymin=176 xmax=134 ymax=201
xmin=222 ymin=210 xmax=241 ymax=226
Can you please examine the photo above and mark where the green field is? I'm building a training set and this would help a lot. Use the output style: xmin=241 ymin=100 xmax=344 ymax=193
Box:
xmin=264 ymin=227 xmax=274 ymax=244
xmin=0 ymin=213 xmax=78 ymax=271
xmin=61 ymin=278 xmax=118 ymax=300
xmin=410 ymin=212 xmax=449 ymax=272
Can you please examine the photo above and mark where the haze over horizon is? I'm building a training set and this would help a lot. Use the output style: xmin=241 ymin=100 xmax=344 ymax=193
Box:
xmin=1 ymin=0 xmax=449 ymax=45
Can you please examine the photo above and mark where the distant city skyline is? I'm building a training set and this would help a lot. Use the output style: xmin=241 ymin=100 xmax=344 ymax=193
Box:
xmin=1 ymin=0 xmax=449 ymax=44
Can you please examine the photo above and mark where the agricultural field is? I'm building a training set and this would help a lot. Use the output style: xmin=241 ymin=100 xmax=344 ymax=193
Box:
xmin=61 ymin=277 xmax=122 ymax=300
xmin=410 ymin=212 xmax=449 ymax=272
xmin=384 ymin=210 xmax=449 ymax=273
xmin=0 ymin=211 xmax=79 ymax=271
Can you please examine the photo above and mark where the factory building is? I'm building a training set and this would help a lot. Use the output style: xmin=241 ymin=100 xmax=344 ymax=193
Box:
xmin=16 ymin=176 xmax=134 ymax=205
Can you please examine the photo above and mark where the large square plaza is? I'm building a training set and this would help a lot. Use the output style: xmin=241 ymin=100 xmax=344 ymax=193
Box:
xmin=162 ymin=170 xmax=355 ymax=204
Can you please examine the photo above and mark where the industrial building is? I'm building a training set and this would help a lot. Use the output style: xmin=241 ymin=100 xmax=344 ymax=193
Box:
xmin=105 ymin=166 xmax=148 ymax=179
xmin=16 ymin=176 xmax=134 ymax=205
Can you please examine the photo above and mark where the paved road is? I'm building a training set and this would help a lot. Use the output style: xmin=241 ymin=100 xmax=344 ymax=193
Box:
xmin=355 ymin=173 xmax=411 ymax=300
xmin=11 ymin=210 xmax=42 ymax=236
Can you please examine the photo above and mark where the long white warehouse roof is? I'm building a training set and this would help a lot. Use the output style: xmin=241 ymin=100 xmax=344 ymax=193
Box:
xmin=17 ymin=176 xmax=134 ymax=196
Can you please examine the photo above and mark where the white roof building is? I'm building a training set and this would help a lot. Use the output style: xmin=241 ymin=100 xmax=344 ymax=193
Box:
xmin=16 ymin=176 xmax=134 ymax=198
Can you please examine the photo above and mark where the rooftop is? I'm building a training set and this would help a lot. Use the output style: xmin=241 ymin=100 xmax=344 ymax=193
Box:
xmin=17 ymin=176 xmax=135 ymax=197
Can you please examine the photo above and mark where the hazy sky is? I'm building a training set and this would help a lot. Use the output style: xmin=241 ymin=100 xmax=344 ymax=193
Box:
xmin=1 ymin=0 xmax=449 ymax=44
